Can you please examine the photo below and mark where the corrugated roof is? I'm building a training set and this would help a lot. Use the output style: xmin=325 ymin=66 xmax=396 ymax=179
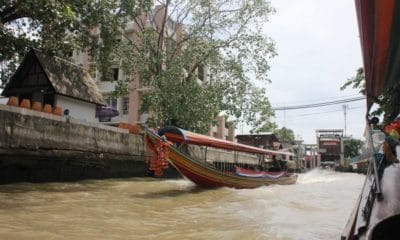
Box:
xmin=236 ymin=132 xmax=274 ymax=137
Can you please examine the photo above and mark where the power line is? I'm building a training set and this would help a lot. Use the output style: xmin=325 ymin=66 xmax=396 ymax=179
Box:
xmin=270 ymin=94 xmax=362 ymax=106
xmin=272 ymin=96 xmax=365 ymax=110
xmin=274 ymin=106 xmax=365 ymax=120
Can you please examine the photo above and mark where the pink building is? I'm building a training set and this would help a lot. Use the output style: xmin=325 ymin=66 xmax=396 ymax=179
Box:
xmin=74 ymin=5 xmax=185 ymax=125
xmin=208 ymin=115 xmax=235 ymax=141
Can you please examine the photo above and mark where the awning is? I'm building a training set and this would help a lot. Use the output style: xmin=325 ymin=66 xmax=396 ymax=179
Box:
xmin=355 ymin=0 xmax=400 ymax=110
xmin=96 ymin=107 xmax=119 ymax=118
xmin=158 ymin=126 xmax=295 ymax=156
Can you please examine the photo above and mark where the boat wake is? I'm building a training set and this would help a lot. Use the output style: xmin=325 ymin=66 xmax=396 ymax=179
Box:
xmin=297 ymin=168 xmax=355 ymax=184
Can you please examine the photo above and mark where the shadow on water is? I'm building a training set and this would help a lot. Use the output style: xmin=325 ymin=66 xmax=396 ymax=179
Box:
xmin=135 ymin=185 xmax=208 ymax=199
xmin=0 ymin=177 xmax=164 ymax=194
xmin=0 ymin=181 xmax=103 ymax=194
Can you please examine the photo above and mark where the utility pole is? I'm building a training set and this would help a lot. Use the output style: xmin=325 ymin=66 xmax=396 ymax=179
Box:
xmin=342 ymin=104 xmax=348 ymax=137
xmin=283 ymin=109 xmax=286 ymax=127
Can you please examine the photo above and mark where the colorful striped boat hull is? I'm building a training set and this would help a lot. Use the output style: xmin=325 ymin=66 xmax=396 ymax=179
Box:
xmin=146 ymin=130 xmax=298 ymax=189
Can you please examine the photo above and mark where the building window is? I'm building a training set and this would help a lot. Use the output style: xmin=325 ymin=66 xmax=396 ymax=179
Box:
xmin=197 ymin=64 xmax=204 ymax=81
xmin=122 ymin=97 xmax=129 ymax=114
xmin=106 ymin=97 xmax=117 ymax=110
xmin=112 ymin=68 xmax=119 ymax=81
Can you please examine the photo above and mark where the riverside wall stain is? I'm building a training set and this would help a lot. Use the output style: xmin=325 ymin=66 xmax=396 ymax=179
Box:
xmin=0 ymin=104 xmax=150 ymax=184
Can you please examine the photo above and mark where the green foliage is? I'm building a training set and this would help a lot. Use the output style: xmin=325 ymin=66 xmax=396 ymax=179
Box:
xmin=116 ymin=0 xmax=277 ymax=132
xmin=341 ymin=67 xmax=400 ymax=124
xmin=1 ymin=0 xmax=278 ymax=133
xmin=254 ymin=121 xmax=278 ymax=133
xmin=273 ymin=127 xmax=295 ymax=142
xmin=343 ymin=138 xmax=363 ymax=159
xmin=372 ymin=81 xmax=400 ymax=124
xmin=0 ymin=0 xmax=152 ymax=86
xmin=340 ymin=67 xmax=365 ymax=93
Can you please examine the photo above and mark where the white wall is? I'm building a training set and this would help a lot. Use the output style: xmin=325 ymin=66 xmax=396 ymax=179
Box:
xmin=97 ymin=81 xmax=116 ymax=93
xmin=0 ymin=97 xmax=8 ymax=105
xmin=55 ymin=95 xmax=96 ymax=122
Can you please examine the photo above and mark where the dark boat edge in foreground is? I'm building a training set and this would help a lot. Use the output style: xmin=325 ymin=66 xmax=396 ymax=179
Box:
xmin=342 ymin=1 xmax=400 ymax=239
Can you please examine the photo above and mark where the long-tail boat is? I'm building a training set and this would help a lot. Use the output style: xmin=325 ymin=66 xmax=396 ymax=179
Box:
xmin=145 ymin=126 xmax=298 ymax=189
xmin=342 ymin=1 xmax=400 ymax=239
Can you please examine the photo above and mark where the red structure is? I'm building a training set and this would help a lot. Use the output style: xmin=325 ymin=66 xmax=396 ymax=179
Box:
xmin=316 ymin=129 xmax=343 ymax=166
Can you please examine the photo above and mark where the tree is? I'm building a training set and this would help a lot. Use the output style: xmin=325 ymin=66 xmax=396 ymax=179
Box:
xmin=0 ymin=0 xmax=152 ymax=86
xmin=343 ymin=138 xmax=363 ymax=159
xmin=341 ymin=67 xmax=400 ymax=124
xmin=253 ymin=121 xmax=278 ymax=133
xmin=273 ymin=127 xmax=295 ymax=142
xmin=340 ymin=67 xmax=365 ymax=94
xmin=115 ymin=0 xmax=277 ymax=133
xmin=1 ymin=0 xmax=277 ymax=134
xmin=373 ymin=82 xmax=400 ymax=124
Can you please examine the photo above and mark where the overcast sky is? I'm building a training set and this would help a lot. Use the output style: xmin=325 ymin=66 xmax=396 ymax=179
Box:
xmin=243 ymin=0 xmax=364 ymax=144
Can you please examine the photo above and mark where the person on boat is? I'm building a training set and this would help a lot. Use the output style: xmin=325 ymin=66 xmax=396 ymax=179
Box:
xmin=253 ymin=165 xmax=264 ymax=171
xmin=383 ymin=118 xmax=400 ymax=164
xmin=269 ymin=155 xmax=282 ymax=172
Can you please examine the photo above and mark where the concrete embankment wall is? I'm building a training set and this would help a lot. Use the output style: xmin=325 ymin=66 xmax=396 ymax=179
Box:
xmin=0 ymin=104 xmax=150 ymax=184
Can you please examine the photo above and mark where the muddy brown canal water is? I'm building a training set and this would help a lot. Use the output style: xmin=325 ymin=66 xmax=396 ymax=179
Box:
xmin=0 ymin=170 xmax=364 ymax=240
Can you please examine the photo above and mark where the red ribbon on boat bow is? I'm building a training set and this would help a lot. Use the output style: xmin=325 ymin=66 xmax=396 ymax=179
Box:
xmin=146 ymin=135 xmax=171 ymax=177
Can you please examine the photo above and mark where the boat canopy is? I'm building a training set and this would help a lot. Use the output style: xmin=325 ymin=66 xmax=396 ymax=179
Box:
xmin=355 ymin=0 xmax=400 ymax=110
xmin=158 ymin=126 xmax=295 ymax=156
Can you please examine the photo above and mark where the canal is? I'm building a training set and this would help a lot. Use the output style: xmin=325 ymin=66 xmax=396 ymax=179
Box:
xmin=0 ymin=169 xmax=364 ymax=240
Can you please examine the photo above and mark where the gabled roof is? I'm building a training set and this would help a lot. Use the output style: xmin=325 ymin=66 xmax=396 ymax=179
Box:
xmin=2 ymin=49 xmax=105 ymax=105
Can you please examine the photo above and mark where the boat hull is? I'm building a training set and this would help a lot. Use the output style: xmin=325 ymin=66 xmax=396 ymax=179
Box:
xmin=342 ymin=163 xmax=400 ymax=239
xmin=146 ymin=131 xmax=298 ymax=189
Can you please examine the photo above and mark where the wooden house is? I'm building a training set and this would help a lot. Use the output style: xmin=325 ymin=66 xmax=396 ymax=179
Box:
xmin=2 ymin=49 xmax=105 ymax=122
